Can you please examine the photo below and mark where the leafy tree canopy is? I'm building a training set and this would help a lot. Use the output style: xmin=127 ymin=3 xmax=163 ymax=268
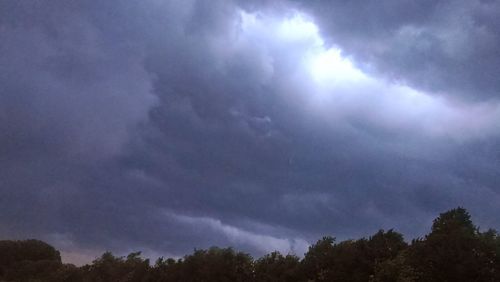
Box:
xmin=1 ymin=207 xmax=498 ymax=282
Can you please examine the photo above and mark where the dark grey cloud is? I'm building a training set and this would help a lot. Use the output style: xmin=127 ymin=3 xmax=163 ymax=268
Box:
xmin=0 ymin=1 xmax=156 ymax=160
xmin=1 ymin=0 xmax=500 ymax=265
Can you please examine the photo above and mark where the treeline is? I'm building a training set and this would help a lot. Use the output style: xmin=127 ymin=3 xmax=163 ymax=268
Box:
xmin=1 ymin=207 xmax=500 ymax=282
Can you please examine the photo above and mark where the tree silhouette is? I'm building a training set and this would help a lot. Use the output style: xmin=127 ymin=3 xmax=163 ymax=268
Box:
xmin=0 ymin=239 xmax=62 ymax=281
xmin=406 ymin=207 xmax=500 ymax=281
xmin=254 ymin=251 xmax=301 ymax=282
xmin=1 ymin=207 xmax=498 ymax=282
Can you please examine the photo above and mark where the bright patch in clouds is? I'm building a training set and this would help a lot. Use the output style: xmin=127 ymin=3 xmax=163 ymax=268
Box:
xmin=308 ymin=48 xmax=365 ymax=85
xmin=277 ymin=13 xmax=321 ymax=44
xmin=238 ymin=10 xmax=500 ymax=140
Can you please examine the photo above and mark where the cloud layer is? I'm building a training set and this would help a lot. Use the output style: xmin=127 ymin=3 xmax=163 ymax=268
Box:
xmin=1 ymin=0 xmax=500 ymax=265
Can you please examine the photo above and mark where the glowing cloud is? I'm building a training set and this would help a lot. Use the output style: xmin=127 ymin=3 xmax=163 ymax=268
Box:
xmin=308 ymin=48 xmax=365 ymax=85
xmin=235 ymin=10 xmax=500 ymax=141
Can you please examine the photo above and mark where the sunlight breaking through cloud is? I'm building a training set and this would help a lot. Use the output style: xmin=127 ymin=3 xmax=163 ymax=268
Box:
xmin=238 ymin=10 xmax=500 ymax=141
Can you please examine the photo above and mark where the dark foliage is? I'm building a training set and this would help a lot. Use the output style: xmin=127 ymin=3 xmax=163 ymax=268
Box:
xmin=254 ymin=251 xmax=301 ymax=282
xmin=1 ymin=207 xmax=499 ymax=282
xmin=0 ymin=239 xmax=62 ymax=282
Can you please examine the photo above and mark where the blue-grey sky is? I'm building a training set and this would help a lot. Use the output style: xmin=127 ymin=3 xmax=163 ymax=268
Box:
xmin=1 ymin=0 xmax=500 ymax=264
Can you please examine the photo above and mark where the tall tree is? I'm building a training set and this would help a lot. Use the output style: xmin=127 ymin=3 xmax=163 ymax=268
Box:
xmin=406 ymin=207 xmax=498 ymax=281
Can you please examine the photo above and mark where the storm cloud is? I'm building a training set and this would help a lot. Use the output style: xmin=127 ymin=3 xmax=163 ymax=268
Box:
xmin=298 ymin=0 xmax=500 ymax=100
xmin=1 ymin=0 xmax=500 ymax=264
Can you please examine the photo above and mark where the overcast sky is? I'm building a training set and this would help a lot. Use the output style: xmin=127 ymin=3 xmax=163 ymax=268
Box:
xmin=1 ymin=0 xmax=500 ymax=264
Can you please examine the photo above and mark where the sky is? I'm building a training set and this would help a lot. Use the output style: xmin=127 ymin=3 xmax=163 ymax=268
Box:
xmin=1 ymin=0 xmax=500 ymax=264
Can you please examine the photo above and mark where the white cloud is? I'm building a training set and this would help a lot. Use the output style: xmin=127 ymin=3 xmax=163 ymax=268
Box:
xmin=233 ymin=10 xmax=500 ymax=141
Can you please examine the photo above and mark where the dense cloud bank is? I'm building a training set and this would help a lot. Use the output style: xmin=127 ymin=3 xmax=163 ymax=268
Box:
xmin=1 ymin=0 xmax=500 ymax=264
